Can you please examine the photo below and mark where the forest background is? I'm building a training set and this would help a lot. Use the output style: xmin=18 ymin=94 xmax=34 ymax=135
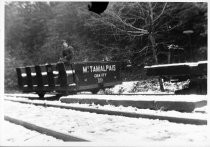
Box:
xmin=5 ymin=2 xmax=207 ymax=90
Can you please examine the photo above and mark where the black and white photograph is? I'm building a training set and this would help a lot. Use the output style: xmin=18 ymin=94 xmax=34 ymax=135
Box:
xmin=0 ymin=0 xmax=209 ymax=146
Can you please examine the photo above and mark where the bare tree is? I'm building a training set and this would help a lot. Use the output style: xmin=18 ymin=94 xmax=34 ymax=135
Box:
xmin=86 ymin=2 xmax=168 ymax=91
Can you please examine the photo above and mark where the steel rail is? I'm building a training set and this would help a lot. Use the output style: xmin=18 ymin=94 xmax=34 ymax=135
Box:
xmin=4 ymin=115 xmax=89 ymax=142
xmin=5 ymin=98 xmax=207 ymax=125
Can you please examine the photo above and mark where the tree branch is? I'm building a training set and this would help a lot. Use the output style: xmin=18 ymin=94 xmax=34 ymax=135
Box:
xmin=111 ymin=12 xmax=149 ymax=34
xmin=154 ymin=3 xmax=167 ymax=23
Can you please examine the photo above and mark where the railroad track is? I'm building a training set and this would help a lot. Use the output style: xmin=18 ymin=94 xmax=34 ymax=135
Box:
xmin=4 ymin=93 xmax=175 ymax=103
xmin=4 ymin=95 xmax=207 ymax=125
xmin=4 ymin=115 xmax=89 ymax=142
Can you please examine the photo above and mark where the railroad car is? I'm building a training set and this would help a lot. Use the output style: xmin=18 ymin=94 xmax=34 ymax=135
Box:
xmin=16 ymin=61 xmax=122 ymax=98
xmin=144 ymin=61 xmax=207 ymax=94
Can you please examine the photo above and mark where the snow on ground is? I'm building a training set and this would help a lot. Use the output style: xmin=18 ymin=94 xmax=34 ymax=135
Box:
xmin=2 ymin=80 xmax=208 ymax=145
xmin=3 ymin=100 xmax=208 ymax=145
xmin=2 ymin=120 xmax=63 ymax=145
xmin=54 ymin=102 xmax=208 ymax=120
xmin=4 ymin=96 xmax=208 ymax=120
xmin=62 ymin=94 xmax=207 ymax=102
xmin=99 ymin=80 xmax=189 ymax=94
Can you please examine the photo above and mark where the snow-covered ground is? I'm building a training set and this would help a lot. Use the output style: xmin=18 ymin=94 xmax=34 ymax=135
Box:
xmin=5 ymin=95 xmax=207 ymax=120
xmin=2 ymin=80 xmax=208 ymax=146
xmin=99 ymin=80 xmax=189 ymax=94
xmin=3 ymin=100 xmax=208 ymax=145
xmin=2 ymin=121 xmax=63 ymax=145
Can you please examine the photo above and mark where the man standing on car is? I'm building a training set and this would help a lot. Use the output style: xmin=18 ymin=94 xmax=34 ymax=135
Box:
xmin=59 ymin=40 xmax=74 ymax=65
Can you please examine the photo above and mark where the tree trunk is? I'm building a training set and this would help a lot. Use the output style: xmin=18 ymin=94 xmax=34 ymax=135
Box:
xmin=149 ymin=34 xmax=165 ymax=92
xmin=148 ymin=2 xmax=165 ymax=92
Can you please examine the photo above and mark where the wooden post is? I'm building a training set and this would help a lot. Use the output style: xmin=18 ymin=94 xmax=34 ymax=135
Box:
xmin=25 ymin=67 xmax=33 ymax=89
xmin=46 ymin=64 xmax=55 ymax=88
xmin=35 ymin=65 xmax=43 ymax=88
xmin=16 ymin=68 xmax=23 ymax=88
xmin=57 ymin=63 xmax=68 ymax=87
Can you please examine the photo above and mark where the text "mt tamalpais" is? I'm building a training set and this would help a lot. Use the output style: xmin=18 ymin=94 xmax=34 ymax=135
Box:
xmin=82 ymin=65 xmax=116 ymax=73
